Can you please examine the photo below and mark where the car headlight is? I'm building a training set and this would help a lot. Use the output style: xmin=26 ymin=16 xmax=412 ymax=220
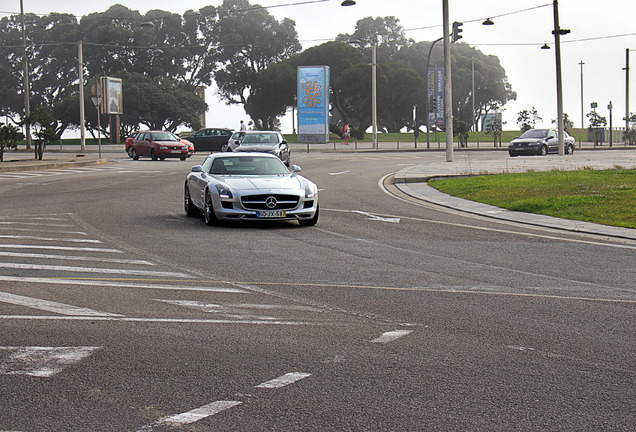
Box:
xmin=215 ymin=184 xmax=233 ymax=199
xmin=160 ymin=146 xmax=168 ymax=149
xmin=305 ymin=183 xmax=317 ymax=199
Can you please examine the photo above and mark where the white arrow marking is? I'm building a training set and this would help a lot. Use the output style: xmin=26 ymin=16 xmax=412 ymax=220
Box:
xmin=353 ymin=210 xmax=401 ymax=223
xmin=371 ymin=329 xmax=413 ymax=343
xmin=328 ymin=170 xmax=350 ymax=175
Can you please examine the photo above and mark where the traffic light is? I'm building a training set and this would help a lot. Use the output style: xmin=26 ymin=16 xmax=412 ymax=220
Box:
xmin=452 ymin=21 xmax=463 ymax=43
xmin=430 ymin=96 xmax=437 ymax=112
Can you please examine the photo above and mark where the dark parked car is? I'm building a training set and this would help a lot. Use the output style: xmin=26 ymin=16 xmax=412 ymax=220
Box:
xmin=184 ymin=128 xmax=234 ymax=152
xmin=232 ymin=131 xmax=291 ymax=167
xmin=128 ymin=131 xmax=189 ymax=161
xmin=509 ymin=128 xmax=575 ymax=156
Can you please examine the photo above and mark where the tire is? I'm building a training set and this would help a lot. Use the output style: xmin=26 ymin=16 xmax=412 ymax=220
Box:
xmin=509 ymin=152 xmax=518 ymax=157
xmin=150 ymin=149 xmax=158 ymax=161
xmin=540 ymin=145 xmax=548 ymax=156
xmin=131 ymin=148 xmax=139 ymax=160
xmin=299 ymin=205 xmax=319 ymax=227
xmin=566 ymin=144 xmax=574 ymax=155
xmin=180 ymin=156 xmax=186 ymax=161
xmin=159 ymin=156 xmax=166 ymax=161
xmin=204 ymin=192 xmax=218 ymax=226
xmin=184 ymin=184 xmax=198 ymax=217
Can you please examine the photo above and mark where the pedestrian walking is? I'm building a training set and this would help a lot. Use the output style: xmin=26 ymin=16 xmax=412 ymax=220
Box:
xmin=341 ymin=123 xmax=351 ymax=145
xmin=240 ymin=120 xmax=247 ymax=131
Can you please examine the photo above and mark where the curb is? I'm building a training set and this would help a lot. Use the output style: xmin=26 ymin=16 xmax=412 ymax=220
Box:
xmin=0 ymin=158 xmax=110 ymax=173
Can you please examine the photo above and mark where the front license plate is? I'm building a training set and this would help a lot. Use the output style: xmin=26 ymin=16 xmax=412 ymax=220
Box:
xmin=257 ymin=210 xmax=285 ymax=218
xmin=170 ymin=150 xmax=182 ymax=153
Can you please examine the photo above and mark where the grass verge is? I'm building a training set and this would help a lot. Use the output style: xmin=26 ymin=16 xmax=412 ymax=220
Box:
xmin=428 ymin=168 xmax=636 ymax=229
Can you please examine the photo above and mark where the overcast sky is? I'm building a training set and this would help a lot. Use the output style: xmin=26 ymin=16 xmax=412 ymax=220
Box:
xmin=8 ymin=0 xmax=636 ymax=133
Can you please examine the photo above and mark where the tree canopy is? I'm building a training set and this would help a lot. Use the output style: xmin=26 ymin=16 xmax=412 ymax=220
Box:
xmin=0 ymin=5 xmax=517 ymax=140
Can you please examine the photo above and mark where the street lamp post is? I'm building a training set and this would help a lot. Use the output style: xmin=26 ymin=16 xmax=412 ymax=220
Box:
xmin=425 ymin=37 xmax=443 ymax=150
xmin=579 ymin=60 xmax=585 ymax=129
xmin=78 ymin=41 xmax=86 ymax=151
xmin=442 ymin=0 xmax=453 ymax=162
xmin=552 ymin=0 xmax=569 ymax=156
xmin=371 ymin=40 xmax=377 ymax=150
xmin=19 ymin=0 xmax=31 ymax=149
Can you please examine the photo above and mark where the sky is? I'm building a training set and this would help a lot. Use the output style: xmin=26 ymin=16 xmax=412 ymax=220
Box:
xmin=7 ymin=0 xmax=636 ymax=134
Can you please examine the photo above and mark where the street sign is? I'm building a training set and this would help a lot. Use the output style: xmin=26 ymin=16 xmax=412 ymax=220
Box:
xmin=91 ymin=97 xmax=102 ymax=108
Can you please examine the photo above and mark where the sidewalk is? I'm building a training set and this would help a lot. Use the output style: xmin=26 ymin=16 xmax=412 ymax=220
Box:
xmin=2 ymin=143 xmax=635 ymax=240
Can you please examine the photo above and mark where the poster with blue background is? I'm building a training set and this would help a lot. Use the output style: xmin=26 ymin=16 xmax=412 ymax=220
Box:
xmin=297 ymin=66 xmax=330 ymax=143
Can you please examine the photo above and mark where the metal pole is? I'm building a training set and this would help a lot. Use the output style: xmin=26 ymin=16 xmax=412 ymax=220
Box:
xmin=19 ymin=0 xmax=31 ymax=149
xmin=371 ymin=41 xmax=377 ymax=150
xmin=425 ymin=37 xmax=443 ymax=150
xmin=553 ymin=0 xmax=565 ymax=156
xmin=443 ymin=0 xmax=453 ymax=162
xmin=472 ymin=56 xmax=475 ymax=132
xmin=579 ymin=60 xmax=584 ymax=129
xmin=78 ymin=41 xmax=86 ymax=151
xmin=626 ymin=49 xmax=630 ymax=145
xmin=608 ymin=101 xmax=613 ymax=147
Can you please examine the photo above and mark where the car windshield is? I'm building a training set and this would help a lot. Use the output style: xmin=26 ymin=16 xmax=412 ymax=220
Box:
xmin=210 ymin=156 xmax=288 ymax=175
xmin=519 ymin=129 xmax=549 ymax=139
xmin=151 ymin=132 xmax=178 ymax=142
xmin=241 ymin=133 xmax=279 ymax=145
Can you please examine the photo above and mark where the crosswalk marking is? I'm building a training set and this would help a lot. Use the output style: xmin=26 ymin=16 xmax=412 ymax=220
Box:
xmin=0 ymin=346 xmax=101 ymax=377
xmin=0 ymin=251 xmax=153 ymax=265
xmin=0 ymin=243 xmax=123 ymax=253
xmin=0 ymin=262 xmax=192 ymax=278
xmin=0 ymin=291 xmax=122 ymax=317
xmin=0 ymin=234 xmax=101 ymax=243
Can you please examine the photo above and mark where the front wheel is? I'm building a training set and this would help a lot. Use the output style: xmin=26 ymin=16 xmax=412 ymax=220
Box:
xmin=184 ymin=184 xmax=198 ymax=217
xmin=540 ymin=145 xmax=548 ymax=156
xmin=566 ymin=144 xmax=574 ymax=155
xmin=150 ymin=149 xmax=158 ymax=161
xmin=131 ymin=148 xmax=139 ymax=160
xmin=204 ymin=192 xmax=218 ymax=226
xmin=299 ymin=205 xmax=319 ymax=227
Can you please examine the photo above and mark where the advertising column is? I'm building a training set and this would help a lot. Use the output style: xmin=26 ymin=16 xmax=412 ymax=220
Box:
xmin=297 ymin=66 xmax=330 ymax=144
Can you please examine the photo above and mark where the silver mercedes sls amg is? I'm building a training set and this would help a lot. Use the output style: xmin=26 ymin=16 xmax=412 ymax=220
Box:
xmin=184 ymin=153 xmax=319 ymax=226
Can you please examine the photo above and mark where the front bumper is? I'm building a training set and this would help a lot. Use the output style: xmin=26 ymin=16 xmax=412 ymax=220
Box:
xmin=211 ymin=193 xmax=318 ymax=222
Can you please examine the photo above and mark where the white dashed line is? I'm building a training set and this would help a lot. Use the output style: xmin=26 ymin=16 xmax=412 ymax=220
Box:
xmin=0 ymin=292 xmax=122 ymax=316
xmin=371 ymin=329 xmax=413 ymax=343
xmin=255 ymin=372 xmax=312 ymax=389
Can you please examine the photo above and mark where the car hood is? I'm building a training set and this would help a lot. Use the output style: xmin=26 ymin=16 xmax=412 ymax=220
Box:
xmin=510 ymin=138 xmax=545 ymax=144
xmin=213 ymin=175 xmax=303 ymax=191
xmin=234 ymin=144 xmax=279 ymax=152
xmin=154 ymin=140 xmax=187 ymax=146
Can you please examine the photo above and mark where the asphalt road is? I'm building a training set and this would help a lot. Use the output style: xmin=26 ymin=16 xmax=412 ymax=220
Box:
xmin=0 ymin=151 xmax=634 ymax=431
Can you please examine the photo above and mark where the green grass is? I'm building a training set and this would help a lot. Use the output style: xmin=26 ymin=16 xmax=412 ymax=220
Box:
xmin=429 ymin=168 xmax=636 ymax=229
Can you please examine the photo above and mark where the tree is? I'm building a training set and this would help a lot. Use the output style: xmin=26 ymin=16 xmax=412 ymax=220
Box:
xmin=213 ymin=0 xmax=301 ymax=116
xmin=24 ymin=106 xmax=57 ymax=160
xmin=0 ymin=123 xmax=23 ymax=162
xmin=453 ymin=118 xmax=470 ymax=147
xmin=587 ymin=110 xmax=607 ymax=145
xmin=552 ymin=113 xmax=574 ymax=130
xmin=517 ymin=107 xmax=542 ymax=131
xmin=336 ymin=16 xmax=412 ymax=61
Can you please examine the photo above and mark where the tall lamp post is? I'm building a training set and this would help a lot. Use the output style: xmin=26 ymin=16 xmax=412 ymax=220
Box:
xmin=442 ymin=0 xmax=453 ymax=162
xmin=19 ymin=0 xmax=31 ymax=149
xmin=552 ymin=0 xmax=570 ymax=156
xmin=579 ymin=60 xmax=585 ymax=129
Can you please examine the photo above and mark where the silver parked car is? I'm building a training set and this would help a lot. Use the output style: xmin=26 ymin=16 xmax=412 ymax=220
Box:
xmin=508 ymin=128 xmax=575 ymax=156
xmin=184 ymin=153 xmax=319 ymax=226
xmin=232 ymin=130 xmax=291 ymax=166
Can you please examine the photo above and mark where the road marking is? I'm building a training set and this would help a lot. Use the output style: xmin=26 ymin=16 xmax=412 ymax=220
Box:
xmin=0 ymin=315 xmax=321 ymax=325
xmin=0 ymin=291 xmax=122 ymax=316
xmin=0 ymin=234 xmax=101 ymax=243
xmin=163 ymin=401 xmax=242 ymax=425
xmin=371 ymin=329 xmax=413 ymax=343
xmin=0 ymin=276 xmax=246 ymax=293
xmin=0 ymin=262 xmax=191 ymax=278
xmin=0 ymin=244 xmax=123 ymax=253
xmin=0 ymin=251 xmax=154 ymax=265
xmin=328 ymin=170 xmax=350 ymax=175
xmin=156 ymin=299 xmax=279 ymax=321
xmin=0 ymin=346 xmax=100 ymax=377
xmin=255 ymin=372 xmax=312 ymax=389
xmin=353 ymin=210 xmax=401 ymax=223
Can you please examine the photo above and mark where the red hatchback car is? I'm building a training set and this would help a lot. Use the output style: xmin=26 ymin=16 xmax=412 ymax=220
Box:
xmin=127 ymin=131 xmax=190 ymax=161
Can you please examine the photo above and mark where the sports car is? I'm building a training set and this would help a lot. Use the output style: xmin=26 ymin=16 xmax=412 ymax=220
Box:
xmin=184 ymin=153 xmax=319 ymax=226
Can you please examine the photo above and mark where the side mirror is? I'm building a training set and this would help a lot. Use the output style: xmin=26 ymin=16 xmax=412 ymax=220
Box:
xmin=291 ymin=164 xmax=301 ymax=173
xmin=191 ymin=165 xmax=203 ymax=172
xmin=281 ymin=140 xmax=288 ymax=144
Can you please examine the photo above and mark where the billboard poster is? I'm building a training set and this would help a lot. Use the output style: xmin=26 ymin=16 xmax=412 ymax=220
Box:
xmin=101 ymin=76 xmax=123 ymax=115
xmin=427 ymin=67 xmax=444 ymax=127
xmin=297 ymin=66 xmax=330 ymax=143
